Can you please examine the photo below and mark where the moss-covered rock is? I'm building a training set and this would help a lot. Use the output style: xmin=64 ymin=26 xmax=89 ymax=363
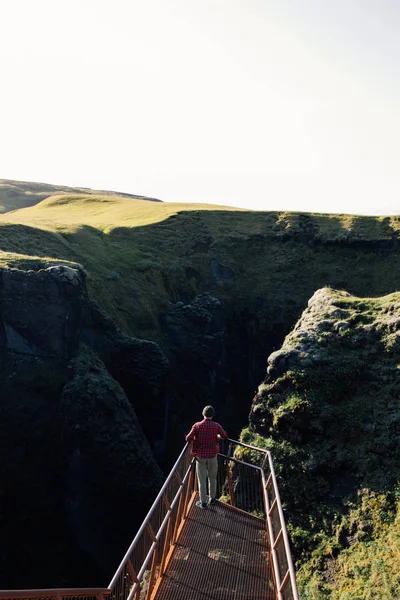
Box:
xmin=246 ymin=287 xmax=400 ymax=598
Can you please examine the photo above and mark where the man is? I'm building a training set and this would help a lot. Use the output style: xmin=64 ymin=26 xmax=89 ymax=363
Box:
xmin=185 ymin=405 xmax=228 ymax=509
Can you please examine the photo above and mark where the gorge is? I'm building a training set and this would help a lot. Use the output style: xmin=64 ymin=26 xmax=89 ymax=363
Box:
xmin=0 ymin=179 xmax=399 ymax=598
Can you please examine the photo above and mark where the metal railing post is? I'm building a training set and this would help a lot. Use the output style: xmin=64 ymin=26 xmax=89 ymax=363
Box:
xmin=266 ymin=452 xmax=300 ymax=600
xmin=172 ymin=490 xmax=184 ymax=544
xmin=226 ymin=459 xmax=235 ymax=507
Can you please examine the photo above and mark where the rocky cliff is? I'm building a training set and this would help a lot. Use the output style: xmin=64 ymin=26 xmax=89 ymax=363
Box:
xmin=1 ymin=196 xmax=400 ymax=453
xmin=0 ymin=266 xmax=166 ymax=587
xmin=247 ymin=287 xmax=400 ymax=598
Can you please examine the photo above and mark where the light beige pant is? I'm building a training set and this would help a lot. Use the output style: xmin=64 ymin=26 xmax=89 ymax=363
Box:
xmin=196 ymin=455 xmax=218 ymax=504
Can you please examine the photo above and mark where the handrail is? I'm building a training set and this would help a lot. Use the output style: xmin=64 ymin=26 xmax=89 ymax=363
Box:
xmin=266 ymin=452 xmax=299 ymax=600
xmin=0 ymin=590 xmax=111 ymax=600
xmin=108 ymin=442 xmax=195 ymax=600
xmin=219 ymin=452 xmax=264 ymax=471
xmin=226 ymin=437 xmax=269 ymax=454
xmin=223 ymin=438 xmax=299 ymax=600
xmin=0 ymin=438 xmax=299 ymax=600
xmin=108 ymin=442 xmax=190 ymax=589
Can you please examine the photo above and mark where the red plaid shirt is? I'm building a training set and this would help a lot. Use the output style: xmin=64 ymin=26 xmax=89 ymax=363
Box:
xmin=185 ymin=419 xmax=228 ymax=458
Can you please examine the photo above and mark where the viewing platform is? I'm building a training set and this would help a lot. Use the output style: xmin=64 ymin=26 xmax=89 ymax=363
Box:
xmin=0 ymin=439 xmax=299 ymax=600
xmin=152 ymin=493 xmax=274 ymax=599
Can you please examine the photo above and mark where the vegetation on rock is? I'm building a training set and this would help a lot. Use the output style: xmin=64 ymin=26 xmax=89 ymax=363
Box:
xmin=246 ymin=287 xmax=400 ymax=598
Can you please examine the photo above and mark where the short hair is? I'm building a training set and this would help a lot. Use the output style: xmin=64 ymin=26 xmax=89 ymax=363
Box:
xmin=202 ymin=405 xmax=215 ymax=418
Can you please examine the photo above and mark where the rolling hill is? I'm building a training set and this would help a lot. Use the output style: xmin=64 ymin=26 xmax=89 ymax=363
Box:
xmin=0 ymin=178 xmax=162 ymax=214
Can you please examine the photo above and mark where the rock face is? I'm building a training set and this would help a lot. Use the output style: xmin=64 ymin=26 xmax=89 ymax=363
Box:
xmin=0 ymin=266 xmax=85 ymax=358
xmin=60 ymin=350 xmax=163 ymax=575
xmin=80 ymin=300 xmax=169 ymax=449
xmin=210 ymin=258 xmax=235 ymax=285
xmin=159 ymin=292 xmax=277 ymax=451
xmin=250 ymin=287 xmax=400 ymax=488
xmin=247 ymin=287 xmax=400 ymax=596
xmin=0 ymin=267 xmax=168 ymax=587
xmin=160 ymin=293 xmax=232 ymax=452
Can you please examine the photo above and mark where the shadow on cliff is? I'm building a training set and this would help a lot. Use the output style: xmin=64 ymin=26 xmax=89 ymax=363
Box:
xmin=0 ymin=222 xmax=82 ymax=265
xmin=0 ymin=264 xmax=167 ymax=588
xmin=1 ymin=213 xmax=400 ymax=450
xmin=1 ymin=210 xmax=400 ymax=587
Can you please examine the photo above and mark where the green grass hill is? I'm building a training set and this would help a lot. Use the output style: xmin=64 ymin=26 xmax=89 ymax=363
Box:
xmin=0 ymin=178 xmax=161 ymax=214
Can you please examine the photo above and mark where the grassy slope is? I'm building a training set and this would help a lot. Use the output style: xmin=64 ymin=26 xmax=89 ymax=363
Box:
xmin=0 ymin=192 xmax=241 ymax=228
xmin=0 ymin=194 xmax=248 ymax=338
xmin=1 ymin=195 xmax=399 ymax=344
xmin=0 ymin=179 xmax=160 ymax=214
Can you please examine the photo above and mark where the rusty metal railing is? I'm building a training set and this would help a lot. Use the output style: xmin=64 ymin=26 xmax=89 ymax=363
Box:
xmin=0 ymin=589 xmax=111 ymax=600
xmin=0 ymin=438 xmax=298 ymax=600
xmin=0 ymin=445 xmax=195 ymax=600
xmin=218 ymin=438 xmax=299 ymax=600
xmin=108 ymin=442 xmax=195 ymax=600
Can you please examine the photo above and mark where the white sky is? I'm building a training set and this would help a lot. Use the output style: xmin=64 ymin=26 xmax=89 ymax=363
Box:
xmin=1 ymin=0 xmax=399 ymax=215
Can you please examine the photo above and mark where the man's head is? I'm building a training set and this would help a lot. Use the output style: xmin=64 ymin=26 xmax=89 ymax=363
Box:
xmin=202 ymin=405 xmax=215 ymax=419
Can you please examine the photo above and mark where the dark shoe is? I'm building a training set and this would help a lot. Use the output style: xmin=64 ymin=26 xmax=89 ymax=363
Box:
xmin=209 ymin=498 xmax=217 ymax=505
xmin=196 ymin=500 xmax=208 ymax=509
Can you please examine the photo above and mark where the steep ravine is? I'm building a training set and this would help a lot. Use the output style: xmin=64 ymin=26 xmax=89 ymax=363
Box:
xmin=2 ymin=271 xmax=399 ymax=597
xmin=1 ymin=190 xmax=400 ymax=593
